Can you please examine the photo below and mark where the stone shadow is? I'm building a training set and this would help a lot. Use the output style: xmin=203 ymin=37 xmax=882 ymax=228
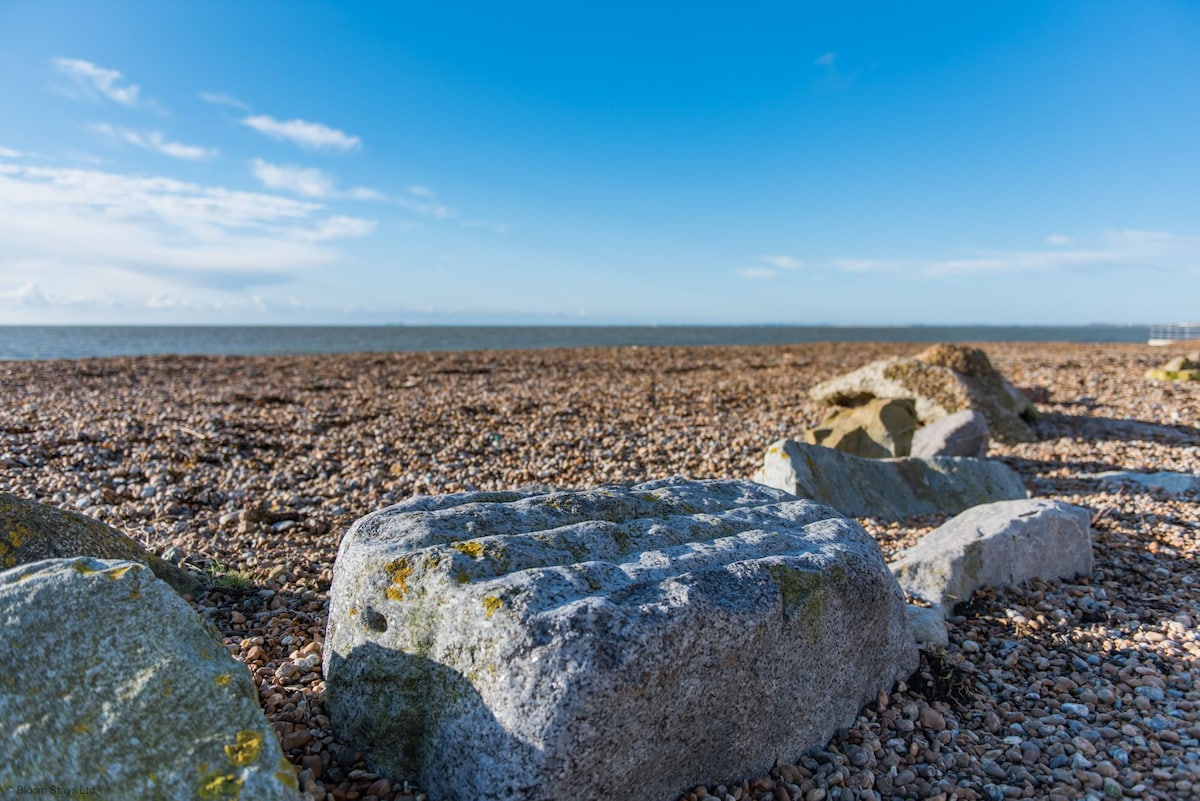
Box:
xmin=325 ymin=642 xmax=541 ymax=801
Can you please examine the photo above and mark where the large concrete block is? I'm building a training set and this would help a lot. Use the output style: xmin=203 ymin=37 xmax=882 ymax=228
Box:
xmin=325 ymin=478 xmax=916 ymax=801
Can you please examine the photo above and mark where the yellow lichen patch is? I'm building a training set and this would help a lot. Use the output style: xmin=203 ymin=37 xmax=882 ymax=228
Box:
xmin=482 ymin=595 xmax=502 ymax=618
xmin=454 ymin=570 xmax=471 ymax=584
xmin=69 ymin=560 xmax=102 ymax=576
xmin=71 ymin=722 xmax=91 ymax=734
xmin=214 ymin=673 xmax=232 ymax=688
xmin=450 ymin=541 xmax=485 ymax=558
xmin=275 ymin=757 xmax=299 ymax=789
xmin=197 ymin=767 xmax=243 ymax=800
xmin=224 ymin=729 xmax=264 ymax=767
xmin=385 ymin=558 xmax=413 ymax=602
xmin=105 ymin=564 xmax=136 ymax=580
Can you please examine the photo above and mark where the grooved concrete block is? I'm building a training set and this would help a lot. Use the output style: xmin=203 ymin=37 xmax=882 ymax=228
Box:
xmin=325 ymin=478 xmax=917 ymax=801
xmin=0 ymin=557 xmax=299 ymax=800
xmin=889 ymin=499 xmax=1093 ymax=614
xmin=753 ymin=439 xmax=1026 ymax=521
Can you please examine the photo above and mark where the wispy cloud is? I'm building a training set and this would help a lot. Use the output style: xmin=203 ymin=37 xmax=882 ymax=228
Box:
xmin=0 ymin=162 xmax=375 ymax=304
xmin=92 ymin=124 xmax=217 ymax=160
xmin=53 ymin=58 xmax=141 ymax=106
xmin=813 ymin=51 xmax=856 ymax=93
xmin=738 ymin=267 xmax=778 ymax=279
xmin=242 ymin=115 xmax=361 ymax=151
xmin=249 ymin=158 xmax=384 ymax=202
xmin=407 ymin=185 xmax=435 ymax=198
xmin=397 ymin=196 xmax=457 ymax=220
xmin=0 ymin=146 xmax=22 ymax=159
xmin=199 ymin=91 xmax=250 ymax=110
xmin=756 ymin=231 xmax=1200 ymax=278
xmin=460 ymin=219 xmax=510 ymax=235
xmin=762 ymin=254 xmax=805 ymax=270
xmin=251 ymin=159 xmax=336 ymax=198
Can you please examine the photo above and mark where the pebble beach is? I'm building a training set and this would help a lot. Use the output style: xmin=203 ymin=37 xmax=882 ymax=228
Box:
xmin=1 ymin=340 xmax=1198 ymax=801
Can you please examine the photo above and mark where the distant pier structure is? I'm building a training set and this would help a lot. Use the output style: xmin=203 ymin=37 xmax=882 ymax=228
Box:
xmin=1148 ymin=323 xmax=1200 ymax=346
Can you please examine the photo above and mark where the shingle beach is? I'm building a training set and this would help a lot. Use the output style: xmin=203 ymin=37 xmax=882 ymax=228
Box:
xmin=2 ymin=341 xmax=1197 ymax=801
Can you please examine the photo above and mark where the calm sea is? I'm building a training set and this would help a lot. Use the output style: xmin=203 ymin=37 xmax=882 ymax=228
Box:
xmin=0 ymin=325 xmax=1151 ymax=361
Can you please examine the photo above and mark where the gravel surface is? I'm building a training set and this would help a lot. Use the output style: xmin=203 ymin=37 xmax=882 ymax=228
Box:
xmin=1 ymin=341 xmax=1198 ymax=801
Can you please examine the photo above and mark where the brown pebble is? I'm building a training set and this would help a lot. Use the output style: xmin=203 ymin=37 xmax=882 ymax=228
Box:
xmin=366 ymin=779 xmax=391 ymax=797
xmin=919 ymin=706 xmax=946 ymax=731
xmin=281 ymin=729 xmax=312 ymax=750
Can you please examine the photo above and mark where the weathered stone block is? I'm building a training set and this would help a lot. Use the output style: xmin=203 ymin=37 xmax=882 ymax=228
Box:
xmin=753 ymin=439 xmax=1026 ymax=520
xmin=805 ymin=397 xmax=918 ymax=458
xmin=911 ymin=410 xmax=990 ymax=459
xmin=0 ymin=557 xmax=299 ymax=800
xmin=0 ymin=491 xmax=203 ymax=595
xmin=889 ymin=499 xmax=1093 ymax=614
xmin=325 ymin=478 xmax=916 ymax=801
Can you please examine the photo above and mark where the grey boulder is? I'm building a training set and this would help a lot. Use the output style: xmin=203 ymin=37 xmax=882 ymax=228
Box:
xmin=0 ymin=491 xmax=204 ymax=595
xmin=911 ymin=410 xmax=990 ymax=459
xmin=753 ymin=439 xmax=1026 ymax=520
xmin=889 ymin=499 xmax=1093 ymax=615
xmin=325 ymin=477 xmax=917 ymax=801
xmin=1094 ymin=470 xmax=1200 ymax=495
xmin=0 ymin=557 xmax=299 ymax=800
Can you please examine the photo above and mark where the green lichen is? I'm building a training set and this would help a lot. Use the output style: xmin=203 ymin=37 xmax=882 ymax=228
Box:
xmin=214 ymin=673 xmax=232 ymax=688
xmin=767 ymin=564 xmax=826 ymax=633
xmin=454 ymin=570 xmax=471 ymax=584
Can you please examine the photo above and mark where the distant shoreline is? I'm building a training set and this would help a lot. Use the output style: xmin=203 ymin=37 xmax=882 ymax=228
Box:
xmin=0 ymin=324 xmax=1154 ymax=361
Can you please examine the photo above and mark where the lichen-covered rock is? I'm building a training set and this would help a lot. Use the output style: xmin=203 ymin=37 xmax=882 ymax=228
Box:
xmin=1145 ymin=354 xmax=1200 ymax=381
xmin=804 ymin=397 xmax=918 ymax=458
xmin=753 ymin=440 xmax=1026 ymax=520
xmin=0 ymin=492 xmax=204 ymax=595
xmin=0 ymin=557 xmax=299 ymax=800
xmin=808 ymin=344 xmax=1036 ymax=443
xmin=910 ymin=410 xmax=990 ymax=459
xmin=324 ymin=478 xmax=917 ymax=801
xmin=889 ymin=499 xmax=1093 ymax=615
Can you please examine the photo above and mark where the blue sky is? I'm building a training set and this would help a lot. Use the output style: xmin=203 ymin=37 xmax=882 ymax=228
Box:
xmin=0 ymin=1 xmax=1197 ymax=325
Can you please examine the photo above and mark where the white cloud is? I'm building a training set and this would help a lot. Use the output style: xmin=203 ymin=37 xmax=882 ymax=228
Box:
xmin=242 ymin=115 xmax=361 ymax=151
xmin=250 ymin=159 xmax=386 ymax=202
xmin=770 ymin=230 xmax=1200 ymax=278
xmin=302 ymin=216 xmax=378 ymax=241
xmin=397 ymin=196 xmax=457 ymax=220
xmin=738 ymin=267 xmax=778 ymax=279
xmin=762 ymin=254 xmax=805 ymax=270
xmin=53 ymin=58 xmax=141 ymax=106
xmin=407 ymin=185 xmax=435 ymax=198
xmin=0 ymin=281 xmax=50 ymax=307
xmin=199 ymin=91 xmax=250 ymax=110
xmin=251 ymin=159 xmax=336 ymax=198
xmin=347 ymin=186 xmax=387 ymax=201
xmin=460 ymin=219 xmax=510 ymax=235
xmin=0 ymin=146 xmax=22 ymax=158
xmin=0 ymin=162 xmax=375 ymax=304
xmin=815 ymin=52 xmax=837 ymax=67
xmin=92 ymin=124 xmax=217 ymax=160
